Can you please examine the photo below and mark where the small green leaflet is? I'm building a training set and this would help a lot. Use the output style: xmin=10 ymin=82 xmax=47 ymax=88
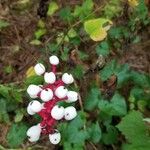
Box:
xmin=87 ymin=122 xmax=101 ymax=143
xmin=47 ymin=1 xmax=59 ymax=16
xmin=7 ymin=123 xmax=28 ymax=148
xmin=96 ymin=41 xmax=110 ymax=56
xmin=84 ymin=87 xmax=101 ymax=111
xmin=0 ymin=20 xmax=9 ymax=29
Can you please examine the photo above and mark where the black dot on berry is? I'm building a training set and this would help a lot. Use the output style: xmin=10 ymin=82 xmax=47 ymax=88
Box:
xmin=30 ymin=101 xmax=33 ymax=105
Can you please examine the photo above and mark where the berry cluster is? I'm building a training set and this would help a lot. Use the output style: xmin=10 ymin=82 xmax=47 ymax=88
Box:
xmin=26 ymin=56 xmax=78 ymax=144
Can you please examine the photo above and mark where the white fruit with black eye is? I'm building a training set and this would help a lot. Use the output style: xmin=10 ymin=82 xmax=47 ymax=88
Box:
xmin=49 ymin=130 xmax=61 ymax=144
xmin=62 ymin=73 xmax=74 ymax=84
xmin=27 ymin=124 xmax=41 ymax=142
xmin=49 ymin=55 xmax=59 ymax=65
xmin=66 ymin=91 xmax=78 ymax=103
xmin=40 ymin=89 xmax=53 ymax=102
xmin=51 ymin=105 xmax=64 ymax=120
xmin=34 ymin=63 xmax=45 ymax=75
xmin=27 ymin=84 xmax=41 ymax=98
xmin=64 ymin=106 xmax=77 ymax=120
xmin=28 ymin=100 xmax=42 ymax=113
xmin=55 ymin=86 xmax=68 ymax=99
xmin=44 ymin=72 xmax=56 ymax=84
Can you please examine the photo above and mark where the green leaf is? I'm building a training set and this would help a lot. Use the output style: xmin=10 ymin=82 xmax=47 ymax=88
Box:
xmin=73 ymin=0 xmax=94 ymax=20
xmin=84 ymin=18 xmax=112 ymax=41
xmin=0 ymin=84 xmax=11 ymax=99
xmin=130 ymin=71 xmax=150 ymax=88
xmin=37 ymin=19 xmax=45 ymax=28
xmin=110 ymin=92 xmax=127 ymax=116
xmin=47 ymin=1 xmax=59 ymax=16
xmin=15 ymin=109 xmax=24 ymax=122
xmin=102 ymin=125 xmax=118 ymax=145
xmin=0 ymin=98 xmax=10 ymax=123
xmin=58 ymin=111 xmax=88 ymax=149
xmin=96 ymin=41 xmax=110 ymax=56
xmin=0 ymin=20 xmax=9 ymax=29
xmin=78 ymin=51 xmax=88 ymax=60
xmin=100 ymin=60 xmax=131 ymax=87
xmin=98 ymin=92 xmax=127 ymax=117
xmin=117 ymin=111 xmax=150 ymax=150
xmin=87 ymin=122 xmax=101 ymax=143
xmin=67 ymin=28 xmax=77 ymax=38
xmin=71 ymin=65 xmax=84 ymax=79
xmin=103 ymin=0 xmax=122 ymax=19
xmin=35 ymin=28 xmax=46 ymax=39
xmin=61 ymin=47 xmax=69 ymax=61
xmin=59 ymin=7 xmax=73 ymax=22
xmin=25 ymin=75 xmax=44 ymax=86
xmin=7 ymin=123 xmax=28 ymax=148
xmin=84 ymin=87 xmax=101 ymax=111
xmin=3 ymin=65 xmax=13 ymax=74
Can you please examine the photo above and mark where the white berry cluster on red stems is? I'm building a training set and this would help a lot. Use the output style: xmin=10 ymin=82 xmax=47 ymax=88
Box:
xmin=26 ymin=55 xmax=78 ymax=144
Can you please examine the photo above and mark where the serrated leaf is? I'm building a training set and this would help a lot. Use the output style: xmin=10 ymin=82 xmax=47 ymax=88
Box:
xmin=102 ymin=125 xmax=118 ymax=145
xmin=47 ymin=1 xmax=59 ymax=16
xmin=110 ymin=92 xmax=127 ymax=116
xmin=71 ymin=65 xmax=84 ymax=79
xmin=100 ymin=60 xmax=131 ymax=87
xmin=7 ymin=123 xmax=28 ymax=148
xmin=58 ymin=111 xmax=88 ymax=149
xmin=0 ymin=98 xmax=10 ymax=123
xmin=130 ymin=71 xmax=150 ymax=88
xmin=98 ymin=92 xmax=127 ymax=117
xmin=73 ymin=0 xmax=94 ymax=20
xmin=96 ymin=41 xmax=110 ymax=56
xmin=59 ymin=7 xmax=73 ymax=22
xmin=117 ymin=111 xmax=150 ymax=150
xmin=88 ymin=122 xmax=101 ymax=143
xmin=84 ymin=18 xmax=112 ymax=41
xmin=84 ymin=87 xmax=101 ymax=111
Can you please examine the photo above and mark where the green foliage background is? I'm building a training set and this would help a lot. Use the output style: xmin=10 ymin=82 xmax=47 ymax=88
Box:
xmin=0 ymin=0 xmax=150 ymax=149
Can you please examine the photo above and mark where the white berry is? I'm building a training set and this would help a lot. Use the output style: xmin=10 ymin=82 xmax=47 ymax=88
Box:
xmin=27 ymin=85 xmax=41 ymax=98
xmin=66 ymin=91 xmax=78 ymax=103
xmin=55 ymin=86 xmax=68 ymax=99
xmin=44 ymin=72 xmax=56 ymax=84
xmin=49 ymin=130 xmax=61 ymax=145
xmin=27 ymin=124 xmax=41 ymax=142
xmin=28 ymin=100 xmax=42 ymax=113
xmin=51 ymin=105 xmax=64 ymax=120
xmin=64 ymin=106 xmax=77 ymax=120
xmin=49 ymin=55 xmax=59 ymax=65
xmin=34 ymin=63 xmax=45 ymax=75
xmin=27 ymin=105 xmax=35 ymax=115
xmin=62 ymin=73 xmax=74 ymax=84
xmin=40 ymin=89 xmax=53 ymax=102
